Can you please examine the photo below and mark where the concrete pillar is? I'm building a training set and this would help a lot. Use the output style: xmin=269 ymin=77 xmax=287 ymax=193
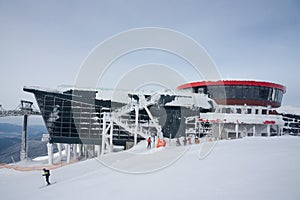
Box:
xmin=91 ymin=145 xmax=95 ymax=157
xmin=253 ymin=125 xmax=256 ymax=137
xmin=47 ymin=142 xmax=53 ymax=165
xmin=78 ymin=144 xmax=83 ymax=157
xmin=66 ymin=144 xmax=71 ymax=163
xmin=267 ymin=124 xmax=271 ymax=137
xmin=57 ymin=143 xmax=62 ymax=162
xmin=84 ymin=145 xmax=88 ymax=158
xmin=95 ymin=145 xmax=101 ymax=157
xmin=73 ymin=144 xmax=78 ymax=160
xmin=110 ymin=119 xmax=113 ymax=153
xmin=101 ymin=114 xmax=107 ymax=155
xmin=134 ymin=106 xmax=139 ymax=145
xmin=235 ymin=123 xmax=239 ymax=139
xmin=20 ymin=114 xmax=28 ymax=161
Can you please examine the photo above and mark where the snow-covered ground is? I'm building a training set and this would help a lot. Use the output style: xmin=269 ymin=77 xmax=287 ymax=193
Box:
xmin=1 ymin=136 xmax=300 ymax=200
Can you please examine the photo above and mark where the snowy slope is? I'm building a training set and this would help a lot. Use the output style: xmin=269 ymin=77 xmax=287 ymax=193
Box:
xmin=1 ymin=136 xmax=300 ymax=200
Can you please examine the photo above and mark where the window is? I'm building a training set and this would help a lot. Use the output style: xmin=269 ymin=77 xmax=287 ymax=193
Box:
xmin=236 ymin=86 xmax=243 ymax=99
xmin=222 ymin=108 xmax=227 ymax=113
xmin=253 ymin=86 xmax=259 ymax=100
xmin=247 ymin=109 xmax=252 ymax=114
xmin=274 ymin=89 xmax=283 ymax=103
xmin=268 ymin=88 xmax=273 ymax=101
xmin=225 ymin=85 xmax=235 ymax=99
xmin=194 ymin=88 xmax=199 ymax=93
xmin=245 ymin=86 xmax=254 ymax=100
xmin=236 ymin=108 xmax=241 ymax=114
xmin=198 ymin=87 xmax=204 ymax=94
xmin=208 ymin=86 xmax=226 ymax=99
xmin=278 ymin=90 xmax=283 ymax=102
xmin=259 ymin=87 xmax=269 ymax=100
xmin=262 ymin=109 xmax=267 ymax=115
xmin=243 ymin=86 xmax=250 ymax=99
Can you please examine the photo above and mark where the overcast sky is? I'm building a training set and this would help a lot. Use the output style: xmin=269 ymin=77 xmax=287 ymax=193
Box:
xmin=0 ymin=0 xmax=299 ymax=111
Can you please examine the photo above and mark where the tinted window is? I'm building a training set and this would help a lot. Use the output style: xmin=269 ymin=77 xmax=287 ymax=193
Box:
xmin=236 ymin=86 xmax=243 ymax=99
xmin=259 ymin=87 xmax=269 ymax=100
xmin=208 ymin=86 xmax=225 ymax=99
xmin=278 ymin=90 xmax=283 ymax=102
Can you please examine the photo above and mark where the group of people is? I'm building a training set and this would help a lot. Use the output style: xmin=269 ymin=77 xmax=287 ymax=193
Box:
xmin=176 ymin=136 xmax=200 ymax=146
xmin=147 ymin=136 xmax=167 ymax=149
xmin=147 ymin=135 xmax=201 ymax=149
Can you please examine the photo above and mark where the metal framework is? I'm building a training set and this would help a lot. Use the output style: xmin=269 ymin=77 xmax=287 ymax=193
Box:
xmin=0 ymin=100 xmax=40 ymax=117
xmin=0 ymin=100 xmax=41 ymax=161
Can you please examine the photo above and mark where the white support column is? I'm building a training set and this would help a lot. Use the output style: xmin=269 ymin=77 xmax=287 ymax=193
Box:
xmin=235 ymin=123 xmax=239 ymax=139
xmin=91 ymin=145 xmax=95 ymax=157
xmin=65 ymin=144 xmax=68 ymax=159
xmin=47 ymin=142 xmax=53 ymax=165
xmin=95 ymin=145 xmax=101 ymax=157
xmin=134 ymin=105 xmax=139 ymax=145
xmin=267 ymin=124 xmax=271 ymax=137
xmin=73 ymin=144 xmax=78 ymax=160
xmin=109 ymin=118 xmax=114 ymax=152
xmin=78 ymin=144 xmax=82 ymax=157
xmin=84 ymin=145 xmax=88 ymax=159
xmin=101 ymin=114 xmax=107 ymax=155
xmin=57 ymin=143 xmax=62 ymax=162
xmin=253 ymin=125 xmax=256 ymax=137
xmin=66 ymin=144 xmax=71 ymax=163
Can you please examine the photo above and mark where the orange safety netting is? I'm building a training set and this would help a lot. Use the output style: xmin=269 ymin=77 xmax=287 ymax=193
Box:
xmin=0 ymin=160 xmax=77 ymax=171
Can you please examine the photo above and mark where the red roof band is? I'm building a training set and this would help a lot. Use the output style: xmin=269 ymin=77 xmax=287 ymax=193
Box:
xmin=177 ymin=80 xmax=286 ymax=93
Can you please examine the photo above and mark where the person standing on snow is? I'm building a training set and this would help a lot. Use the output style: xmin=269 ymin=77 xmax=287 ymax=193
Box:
xmin=42 ymin=168 xmax=51 ymax=185
xmin=147 ymin=137 xmax=152 ymax=149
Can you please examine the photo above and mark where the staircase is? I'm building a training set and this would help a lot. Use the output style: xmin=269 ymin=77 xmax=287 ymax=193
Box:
xmin=111 ymin=92 xmax=162 ymax=139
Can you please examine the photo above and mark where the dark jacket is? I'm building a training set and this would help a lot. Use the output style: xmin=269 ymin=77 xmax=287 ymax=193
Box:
xmin=43 ymin=169 xmax=50 ymax=177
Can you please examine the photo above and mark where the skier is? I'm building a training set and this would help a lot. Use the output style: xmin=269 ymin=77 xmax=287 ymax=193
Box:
xmin=147 ymin=137 xmax=152 ymax=149
xmin=176 ymin=138 xmax=181 ymax=146
xmin=188 ymin=137 xmax=192 ymax=145
xmin=195 ymin=136 xmax=200 ymax=144
xmin=183 ymin=137 xmax=187 ymax=146
xmin=42 ymin=168 xmax=51 ymax=185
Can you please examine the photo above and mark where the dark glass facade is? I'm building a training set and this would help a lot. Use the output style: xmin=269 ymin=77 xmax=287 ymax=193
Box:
xmin=182 ymin=81 xmax=286 ymax=108
xmin=23 ymin=88 xmax=143 ymax=145
xmin=24 ymin=87 xmax=204 ymax=144
xmin=208 ymin=85 xmax=284 ymax=102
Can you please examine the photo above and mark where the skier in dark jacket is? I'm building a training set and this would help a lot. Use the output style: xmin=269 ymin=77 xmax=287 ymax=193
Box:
xmin=42 ymin=168 xmax=51 ymax=185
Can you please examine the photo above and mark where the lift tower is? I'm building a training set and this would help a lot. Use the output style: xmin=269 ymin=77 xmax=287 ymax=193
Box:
xmin=0 ymin=100 xmax=41 ymax=161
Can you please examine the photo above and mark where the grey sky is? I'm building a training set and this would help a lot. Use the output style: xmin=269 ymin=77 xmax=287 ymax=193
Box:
xmin=0 ymin=0 xmax=299 ymax=111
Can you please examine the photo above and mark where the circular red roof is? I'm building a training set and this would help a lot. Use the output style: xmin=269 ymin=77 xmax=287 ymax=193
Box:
xmin=177 ymin=80 xmax=286 ymax=93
